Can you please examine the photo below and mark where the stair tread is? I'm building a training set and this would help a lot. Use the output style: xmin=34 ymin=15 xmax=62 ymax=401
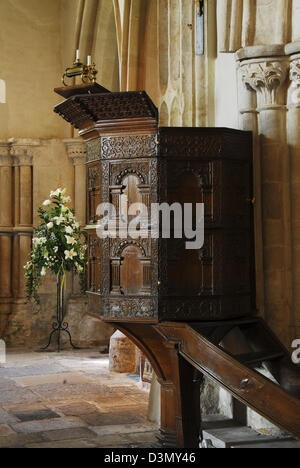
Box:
xmin=235 ymin=351 xmax=285 ymax=365
xmin=202 ymin=415 xmax=242 ymax=430
xmin=202 ymin=426 xmax=278 ymax=448
xmin=231 ymin=439 xmax=300 ymax=449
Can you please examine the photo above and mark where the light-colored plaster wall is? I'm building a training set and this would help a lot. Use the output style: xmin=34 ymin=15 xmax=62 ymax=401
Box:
xmin=0 ymin=0 xmax=64 ymax=140
xmin=214 ymin=53 xmax=239 ymax=129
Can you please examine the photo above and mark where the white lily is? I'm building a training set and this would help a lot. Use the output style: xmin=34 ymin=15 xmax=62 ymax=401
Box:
xmin=65 ymin=249 xmax=77 ymax=260
xmin=47 ymin=222 xmax=53 ymax=229
xmin=65 ymin=226 xmax=73 ymax=234
xmin=66 ymin=235 xmax=76 ymax=245
xmin=32 ymin=238 xmax=39 ymax=247
xmin=50 ymin=188 xmax=62 ymax=198
xmin=43 ymin=200 xmax=51 ymax=206
xmin=62 ymin=196 xmax=71 ymax=204
xmin=54 ymin=215 xmax=65 ymax=225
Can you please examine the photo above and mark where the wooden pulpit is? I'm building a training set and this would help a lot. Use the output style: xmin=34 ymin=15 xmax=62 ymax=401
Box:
xmin=54 ymin=85 xmax=300 ymax=446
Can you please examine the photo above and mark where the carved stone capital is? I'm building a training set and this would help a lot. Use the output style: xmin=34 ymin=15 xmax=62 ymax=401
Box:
xmin=290 ymin=59 xmax=300 ymax=88
xmin=0 ymin=142 xmax=13 ymax=166
xmin=63 ymin=139 xmax=87 ymax=166
xmin=9 ymin=139 xmax=40 ymax=166
xmin=241 ymin=61 xmax=288 ymax=106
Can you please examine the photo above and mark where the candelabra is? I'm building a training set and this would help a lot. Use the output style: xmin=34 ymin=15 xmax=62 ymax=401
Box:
xmin=62 ymin=50 xmax=97 ymax=87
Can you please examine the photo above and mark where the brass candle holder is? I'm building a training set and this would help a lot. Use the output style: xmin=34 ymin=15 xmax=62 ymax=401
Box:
xmin=62 ymin=55 xmax=98 ymax=87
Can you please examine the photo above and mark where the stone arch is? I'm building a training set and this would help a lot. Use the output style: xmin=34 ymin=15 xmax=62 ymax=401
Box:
xmin=159 ymin=101 xmax=169 ymax=126
xmin=170 ymin=97 xmax=181 ymax=126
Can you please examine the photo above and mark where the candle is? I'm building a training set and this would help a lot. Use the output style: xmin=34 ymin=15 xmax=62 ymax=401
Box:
xmin=76 ymin=49 xmax=80 ymax=61
xmin=87 ymin=56 xmax=92 ymax=66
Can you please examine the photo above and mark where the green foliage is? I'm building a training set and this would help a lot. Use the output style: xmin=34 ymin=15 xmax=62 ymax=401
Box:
xmin=24 ymin=188 xmax=88 ymax=306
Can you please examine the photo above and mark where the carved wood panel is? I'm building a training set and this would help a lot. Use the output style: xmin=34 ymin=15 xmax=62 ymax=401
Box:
xmin=84 ymin=123 xmax=254 ymax=323
xmin=87 ymin=231 xmax=101 ymax=293
xmin=87 ymin=162 xmax=101 ymax=224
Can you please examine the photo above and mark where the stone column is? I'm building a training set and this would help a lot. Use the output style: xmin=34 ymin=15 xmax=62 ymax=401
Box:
xmin=64 ymin=139 xmax=87 ymax=226
xmin=10 ymin=139 xmax=39 ymax=299
xmin=0 ymin=142 xmax=13 ymax=336
xmin=286 ymin=41 xmax=300 ymax=342
xmin=64 ymin=139 xmax=87 ymax=297
xmin=236 ymin=56 xmax=264 ymax=319
xmin=237 ymin=46 xmax=291 ymax=345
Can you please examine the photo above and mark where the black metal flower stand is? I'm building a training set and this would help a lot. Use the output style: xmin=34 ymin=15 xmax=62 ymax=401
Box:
xmin=41 ymin=272 xmax=79 ymax=353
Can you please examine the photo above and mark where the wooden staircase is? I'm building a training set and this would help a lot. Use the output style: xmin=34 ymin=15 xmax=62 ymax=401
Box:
xmin=157 ymin=318 xmax=300 ymax=441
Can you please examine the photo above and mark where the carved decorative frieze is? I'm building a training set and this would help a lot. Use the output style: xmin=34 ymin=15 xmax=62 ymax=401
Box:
xmin=87 ymin=139 xmax=101 ymax=162
xmin=102 ymin=297 xmax=156 ymax=319
xmin=159 ymin=133 xmax=222 ymax=158
xmin=160 ymin=296 xmax=252 ymax=321
xmin=101 ymin=135 xmax=158 ymax=160
xmin=241 ymin=61 xmax=288 ymax=106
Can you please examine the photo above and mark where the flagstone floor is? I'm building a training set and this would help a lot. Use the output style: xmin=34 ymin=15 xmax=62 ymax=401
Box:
xmin=0 ymin=349 xmax=158 ymax=448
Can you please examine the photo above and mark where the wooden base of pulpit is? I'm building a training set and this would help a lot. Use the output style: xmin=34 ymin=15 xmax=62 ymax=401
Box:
xmin=114 ymin=322 xmax=202 ymax=448
xmin=111 ymin=318 xmax=300 ymax=447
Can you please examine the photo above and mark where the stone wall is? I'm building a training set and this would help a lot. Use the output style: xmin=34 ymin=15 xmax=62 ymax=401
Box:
xmin=0 ymin=0 xmax=115 ymax=348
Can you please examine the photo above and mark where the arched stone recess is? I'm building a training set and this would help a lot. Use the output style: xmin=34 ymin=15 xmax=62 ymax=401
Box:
xmin=159 ymin=101 xmax=169 ymax=126
xmin=170 ymin=96 xmax=182 ymax=127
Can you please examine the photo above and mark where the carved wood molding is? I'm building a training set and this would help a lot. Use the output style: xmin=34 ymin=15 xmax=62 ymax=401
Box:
xmin=54 ymin=92 xmax=158 ymax=129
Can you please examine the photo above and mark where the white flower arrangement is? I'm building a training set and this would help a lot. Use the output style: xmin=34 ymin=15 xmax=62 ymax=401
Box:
xmin=25 ymin=188 xmax=87 ymax=306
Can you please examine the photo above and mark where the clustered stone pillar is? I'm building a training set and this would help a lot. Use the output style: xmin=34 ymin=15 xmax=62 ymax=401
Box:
xmin=10 ymin=140 xmax=38 ymax=300
xmin=0 ymin=139 xmax=38 ymax=338
xmin=237 ymin=44 xmax=300 ymax=345
xmin=0 ymin=142 xmax=13 ymax=335
xmin=286 ymin=41 xmax=300 ymax=342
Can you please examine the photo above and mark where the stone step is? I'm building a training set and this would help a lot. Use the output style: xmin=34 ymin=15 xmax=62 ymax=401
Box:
xmin=231 ymin=440 xmax=300 ymax=449
xmin=202 ymin=426 xmax=277 ymax=448
xmin=202 ymin=415 xmax=297 ymax=449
